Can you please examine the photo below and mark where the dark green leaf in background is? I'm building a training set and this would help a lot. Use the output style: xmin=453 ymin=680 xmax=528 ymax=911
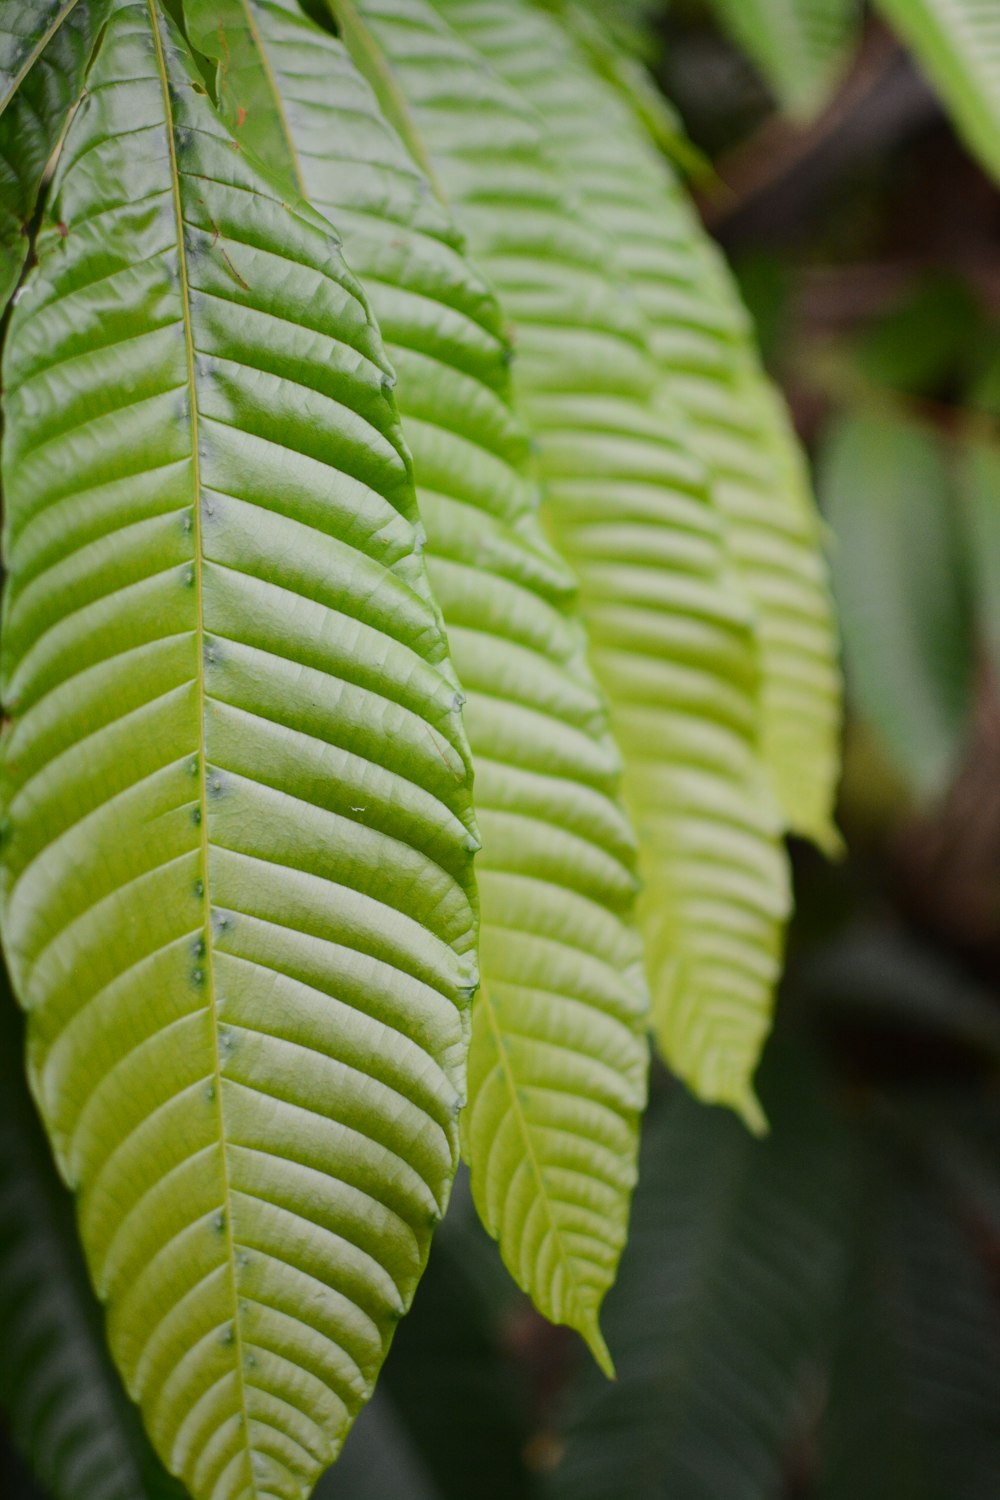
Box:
xmin=546 ymin=1038 xmax=851 ymax=1500
xmin=0 ymin=983 xmax=184 ymax=1500
xmin=820 ymin=409 xmax=975 ymax=798
xmin=820 ymin=1132 xmax=1000 ymax=1500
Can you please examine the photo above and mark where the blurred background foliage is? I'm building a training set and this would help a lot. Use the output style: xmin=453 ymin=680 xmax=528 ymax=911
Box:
xmin=5 ymin=1 xmax=1000 ymax=1497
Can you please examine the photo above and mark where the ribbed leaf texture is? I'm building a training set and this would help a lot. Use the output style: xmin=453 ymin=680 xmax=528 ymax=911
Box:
xmin=352 ymin=0 xmax=791 ymax=1123
xmin=875 ymin=0 xmax=1000 ymax=186
xmin=548 ymin=1043 xmax=851 ymax=1500
xmin=0 ymin=987 xmax=185 ymax=1500
xmin=0 ymin=0 xmax=110 ymax=307
xmin=0 ymin=3 xmax=480 ymax=1496
xmin=183 ymin=0 xmax=648 ymax=1370
xmin=521 ymin=0 xmax=843 ymax=852
xmin=700 ymin=0 xmax=859 ymax=118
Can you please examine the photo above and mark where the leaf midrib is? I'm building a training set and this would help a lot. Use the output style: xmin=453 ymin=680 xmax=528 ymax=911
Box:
xmin=148 ymin=5 xmax=254 ymax=1492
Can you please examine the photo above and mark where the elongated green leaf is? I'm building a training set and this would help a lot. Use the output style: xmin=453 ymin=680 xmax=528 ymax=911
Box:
xmin=701 ymin=0 xmax=859 ymax=118
xmin=521 ymin=0 xmax=843 ymax=852
xmin=0 ymin=3 xmax=480 ymax=1495
xmin=0 ymin=0 xmax=110 ymax=309
xmin=819 ymin=409 xmax=974 ymax=798
xmin=0 ymin=985 xmax=185 ymax=1500
xmin=351 ymin=0 xmax=792 ymax=1125
xmin=548 ymin=1041 xmax=851 ymax=1500
xmin=184 ymin=0 xmax=649 ymax=1372
xmin=875 ymin=0 xmax=1000 ymax=186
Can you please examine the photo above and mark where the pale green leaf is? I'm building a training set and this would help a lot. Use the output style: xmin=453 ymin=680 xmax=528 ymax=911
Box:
xmin=703 ymin=0 xmax=859 ymax=119
xmin=0 ymin=3 xmax=481 ymax=1496
xmin=875 ymin=0 xmax=1000 ymax=186
xmin=819 ymin=410 xmax=974 ymax=798
xmin=512 ymin=0 xmax=842 ymax=852
xmin=0 ymin=986 xmax=185 ymax=1500
xmin=352 ymin=0 xmax=793 ymax=1123
xmin=184 ymin=0 xmax=650 ymax=1372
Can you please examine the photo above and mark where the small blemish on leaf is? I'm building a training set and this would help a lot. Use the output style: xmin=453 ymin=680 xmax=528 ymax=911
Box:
xmin=213 ymin=1210 xmax=226 ymax=1235
xmin=191 ymin=807 xmax=202 ymax=826
xmin=236 ymin=105 xmax=247 ymax=129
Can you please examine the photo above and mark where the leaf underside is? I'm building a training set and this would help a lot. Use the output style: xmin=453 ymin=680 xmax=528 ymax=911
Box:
xmin=502 ymin=0 xmax=842 ymax=854
xmin=1 ymin=4 xmax=480 ymax=1496
xmin=355 ymin=0 xmax=792 ymax=1122
xmin=186 ymin=0 xmax=649 ymax=1370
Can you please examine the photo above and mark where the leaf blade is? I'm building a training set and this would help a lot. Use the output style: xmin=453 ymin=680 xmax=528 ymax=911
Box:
xmin=185 ymin=0 xmax=650 ymax=1369
xmin=1 ymin=4 xmax=478 ymax=1495
xmin=356 ymin=0 xmax=794 ymax=1121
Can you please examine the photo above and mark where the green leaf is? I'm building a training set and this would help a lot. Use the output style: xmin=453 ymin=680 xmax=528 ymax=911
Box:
xmin=0 ymin=0 xmax=111 ymax=309
xmin=820 ymin=1133 xmax=1000 ymax=1500
xmin=352 ymin=0 xmax=795 ymax=1126
xmin=855 ymin=274 xmax=982 ymax=398
xmin=183 ymin=0 xmax=648 ymax=1373
xmin=0 ymin=2 xmax=481 ymax=1495
xmin=0 ymin=982 xmax=185 ymax=1500
xmin=875 ymin=0 xmax=1000 ymax=186
xmin=702 ymin=0 xmax=859 ymax=119
xmin=547 ymin=1040 xmax=851 ymax=1500
xmin=495 ymin=1 xmax=842 ymax=853
xmin=819 ymin=409 xmax=974 ymax=798
xmin=0 ymin=0 xmax=85 ymax=115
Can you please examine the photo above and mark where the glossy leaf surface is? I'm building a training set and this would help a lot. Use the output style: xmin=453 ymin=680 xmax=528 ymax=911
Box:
xmin=0 ymin=2 xmax=479 ymax=1495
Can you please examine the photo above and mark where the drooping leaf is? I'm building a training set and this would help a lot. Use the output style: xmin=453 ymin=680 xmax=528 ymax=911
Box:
xmin=547 ymin=1039 xmax=851 ymax=1500
xmin=700 ymin=0 xmax=859 ymax=119
xmin=0 ymin=0 xmax=111 ymax=308
xmin=0 ymin=982 xmax=185 ymax=1500
xmin=0 ymin=2 xmax=481 ymax=1495
xmin=521 ymin=0 xmax=842 ymax=852
xmin=819 ymin=409 xmax=974 ymax=798
xmin=349 ymin=0 xmax=793 ymax=1127
xmin=875 ymin=0 xmax=1000 ymax=187
xmin=185 ymin=0 xmax=650 ymax=1374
